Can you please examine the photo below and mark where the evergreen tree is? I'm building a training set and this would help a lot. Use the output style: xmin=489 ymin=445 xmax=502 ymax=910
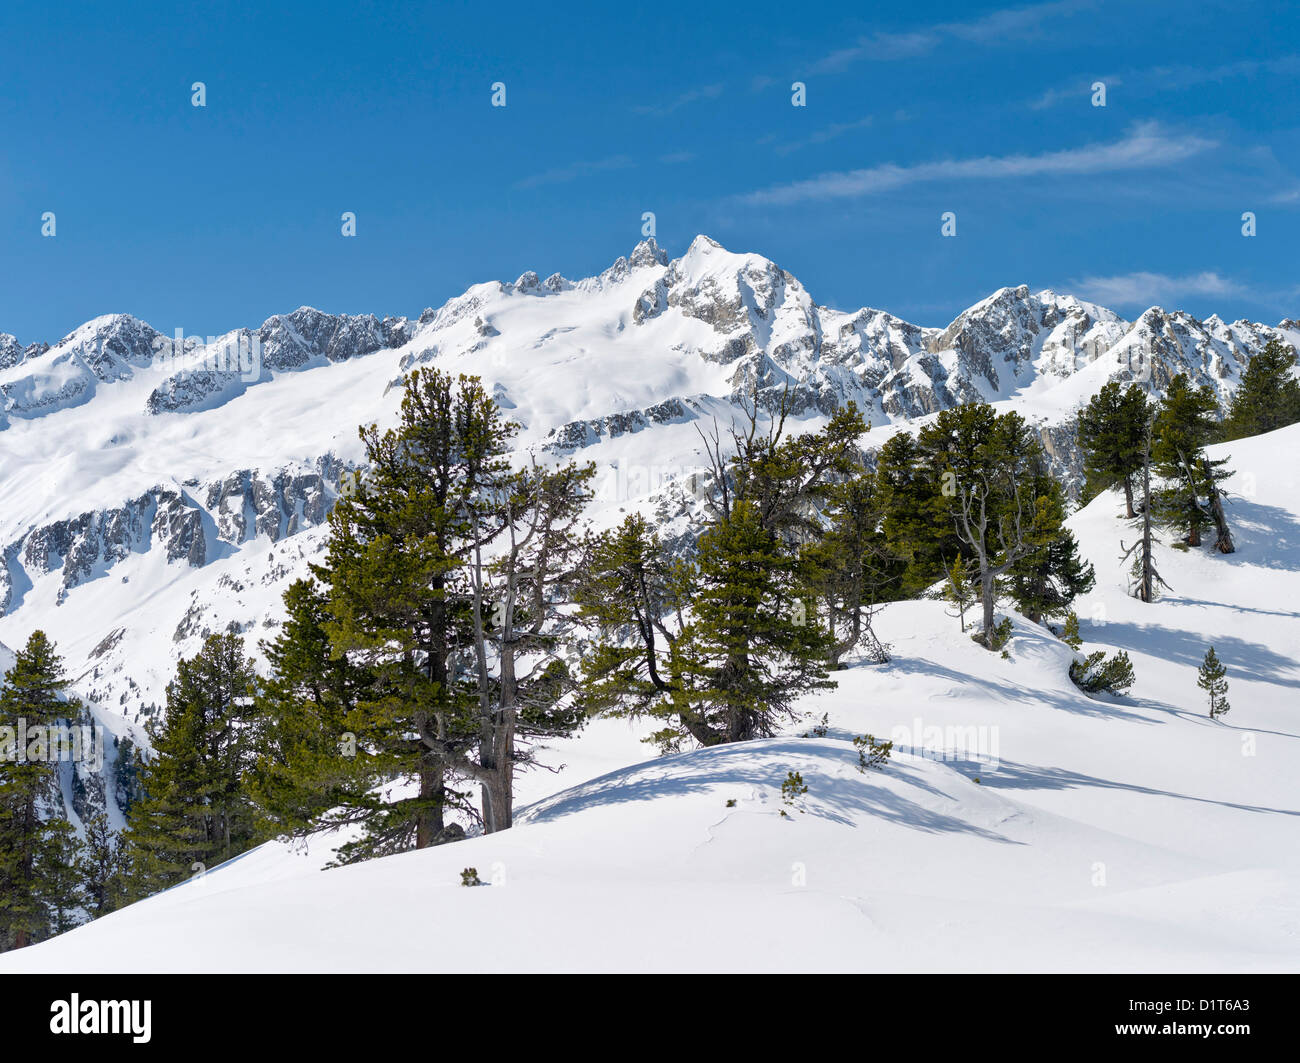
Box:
xmin=917 ymin=404 xmax=1047 ymax=645
xmin=803 ymin=470 xmax=900 ymax=665
xmin=1119 ymin=416 xmax=1170 ymax=602
xmin=664 ymin=500 xmax=835 ymax=749
xmin=1223 ymin=339 xmax=1300 ymax=440
xmin=1077 ymin=381 xmax=1150 ymax=517
xmin=0 ymin=631 xmax=84 ymax=950
xmin=576 ymin=514 xmax=686 ymax=721
xmin=1152 ymin=374 xmax=1231 ymax=548
xmin=876 ymin=430 xmax=958 ymax=596
xmin=1197 ymin=646 xmax=1230 ymax=719
xmin=1004 ymin=470 xmax=1096 ymax=624
xmin=292 ymin=369 xmax=592 ymax=846
xmin=120 ymin=634 xmax=261 ymax=900
xmin=248 ymin=578 xmax=381 ymax=849
xmin=943 ymin=555 xmax=974 ymax=633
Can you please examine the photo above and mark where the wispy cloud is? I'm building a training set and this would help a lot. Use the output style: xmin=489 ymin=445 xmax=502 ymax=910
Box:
xmin=515 ymin=155 xmax=634 ymax=189
xmin=1069 ymin=270 xmax=1244 ymax=308
xmin=812 ymin=0 xmax=1094 ymax=73
xmin=740 ymin=122 xmax=1215 ymax=206
xmin=634 ymin=83 xmax=723 ymax=116
xmin=1029 ymin=55 xmax=1300 ymax=110
xmin=659 ymin=151 xmax=696 ymax=164
xmin=775 ymin=116 xmax=874 ymax=155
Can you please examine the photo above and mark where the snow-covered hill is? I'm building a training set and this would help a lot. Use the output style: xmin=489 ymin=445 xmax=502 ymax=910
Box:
xmin=2 ymin=235 xmax=1296 ymax=730
xmin=4 ymin=423 xmax=1297 ymax=973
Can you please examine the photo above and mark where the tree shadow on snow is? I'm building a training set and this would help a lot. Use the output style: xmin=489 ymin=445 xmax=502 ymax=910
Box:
xmin=521 ymin=739 xmax=1021 ymax=844
xmin=980 ymin=756 xmax=1300 ymax=818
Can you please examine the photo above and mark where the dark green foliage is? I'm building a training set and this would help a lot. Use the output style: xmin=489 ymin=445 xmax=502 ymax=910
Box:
xmin=120 ymin=634 xmax=261 ymax=901
xmin=460 ymin=867 xmax=482 ymax=887
xmin=942 ymin=555 xmax=974 ymax=632
xmin=780 ymin=770 xmax=807 ymax=809
xmin=266 ymin=368 xmax=592 ymax=851
xmin=1004 ymin=472 xmax=1096 ymax=624
xmin=1077 ymin=381 xmax=1150 ymax=517
xmin=1223 ymin=339 xmax=1300 ymax=440
xmin=1197 ymin=646 xmax=1230 ymax=719
xmin=666 ymin=500 xmax=835 ymax=749
xmin=882 ymin=403 xmax=1063 ymax=646
xmin=248 ymin=578 xmax=383 ymax=853
xmin=1069 ymin=649 xmax=1136 ymax=696
xmin=0 ymin=632 xmax=85 ymax=950
xmin=854 ymin=734 xmax=893 ymax=772
xmin=977 ymin=616 xmax=1013 ymax=652
xmin=1151 ymin=375 xmax=1233 ymax=549
xmin=1060 ymin=612 xmax=1082 ymax=651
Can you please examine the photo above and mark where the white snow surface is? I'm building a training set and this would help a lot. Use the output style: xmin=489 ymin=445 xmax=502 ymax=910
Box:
xmin=3 ymin=425 xmax=1297 ymax=973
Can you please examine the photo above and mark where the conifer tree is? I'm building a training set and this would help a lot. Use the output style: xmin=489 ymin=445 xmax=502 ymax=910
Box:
xmin=919 ymin=404 xmax=1045 ymax=646
xmin=1197 ymin=646 xmax=1230 ymax=719
xmin=943 ymin=555 xmax=973 ymax=633
xmin=665 ymin=500 xmax=835 ymax=748
xmin=248 ymin=578 xmax=381 ymax=849
xmin=1119 ymin=418 xmax=1170 ymax=602
xmin=1004 ymin=470 xmax=1096 ymax=624
xmin=294 ymin=369 xmax=592 ymax=844
xmin=120 ymin=633 xmax=260 ymax=900
xmin=576 ymin=514 xmax=686 ymax=720
xmin=803 ymin=470 xmax=900 ymax=665
xmin=1223 ymin=339 xmax=1300 ymax=440
xmin=1152 ymin=374 xmax=1231 ymax=548
xmin=0 ymin=631 xmax=84 ymax=950
xmin=1077 ymin=381 xmax=1150 ymax=517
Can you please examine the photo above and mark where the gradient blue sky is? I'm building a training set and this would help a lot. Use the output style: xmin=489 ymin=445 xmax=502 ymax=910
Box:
xmin=2 ymin=0 xmax=1298 ymax=343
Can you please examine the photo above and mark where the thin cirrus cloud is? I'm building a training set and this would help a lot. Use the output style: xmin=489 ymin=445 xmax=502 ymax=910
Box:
xmin=739 ymin=122 xmax=1216 ymax=206
xmin=812 ymin=0 xmax=1095 ymax=73
xmin=633 ymin=83 xmax=724 ymax=116
xmin=515 ymin=155 xmax=634 ymax=189
xmin=774 ymin=116 xmax=874 ymax=156
xmin=1069 ymin=270 xmax=1245 ymax=308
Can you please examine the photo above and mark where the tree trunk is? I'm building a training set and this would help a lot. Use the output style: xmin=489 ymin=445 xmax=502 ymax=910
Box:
xmin=1122 ymin=476 xmax=1135 ymax=519
xmin=1204 ymin=459 xmax=1235 ymax=554
xmin=980 ymin=570 xmax=996 ymax=644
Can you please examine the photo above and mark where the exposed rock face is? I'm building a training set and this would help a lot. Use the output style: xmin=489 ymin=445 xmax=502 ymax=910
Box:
xmin=0 ymin=461 xmax=344 ymax=613
xmin=545 ymin=398 xmax=698 ymax=453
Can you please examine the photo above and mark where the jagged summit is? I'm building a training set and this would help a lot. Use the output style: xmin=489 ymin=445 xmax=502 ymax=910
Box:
xmin=1 ymin=233 xmax=1297 ymax=722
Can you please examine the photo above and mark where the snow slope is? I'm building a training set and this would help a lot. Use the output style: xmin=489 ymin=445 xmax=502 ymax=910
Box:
xmin=5 ymin=424 xmax=1297 ymax=973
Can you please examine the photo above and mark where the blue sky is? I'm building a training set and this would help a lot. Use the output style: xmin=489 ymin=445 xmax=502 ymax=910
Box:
xmin=2 ymin=0 xmax=1298 ymax=343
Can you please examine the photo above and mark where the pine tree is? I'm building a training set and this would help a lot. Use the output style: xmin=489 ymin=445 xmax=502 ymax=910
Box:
xmin=803 ymin=470 xmax=901 ymax=665
xmin=1223 ymin=339 xmax=1300 ymax=440
xmin=1119 ymin=417 xmax=1169 ymax=602
xmin=297 ymin=369 xmax=592 ymax=846
xmin=943 ymin=555 xmax=973 ymax=632
xmin=0 ymin=631 xmax=85 ymax=950
xmin=1060 ymin=611 xmax=1082 ymax=650
xmin=576 ymin=514 xmax=687 ymax=720
xmin=917 ymin=404 xmax=1046 ymax=646
xmin=248 ymin=578 xmax=380 ymax=848
xmin=665 ymin=500 xmax=835 ymax=748
xmin=1077 ymin=381 xmax=1150 ymax=517
xmin=1152 ymin=374 xmax=1230 ymax=548
xmin=1004 ymin=470 xmax=1096 ymax=624
xmin=1197 ymin=646 xmax=1230 ymax=719
xmin=120 ymin=634 xmax=261 ymax=900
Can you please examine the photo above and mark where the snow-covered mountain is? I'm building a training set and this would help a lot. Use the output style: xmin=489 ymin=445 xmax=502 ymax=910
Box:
xmin=1 ymin=235 xmax=1296 ymax=730
xmin=5 ymin=423 xmax=1298 ymax=973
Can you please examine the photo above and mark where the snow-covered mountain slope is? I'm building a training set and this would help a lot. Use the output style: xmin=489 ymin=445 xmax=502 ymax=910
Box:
xmin=5 ymin=423 xmax=1297 ymax=973
xmin=1 ymin=235 xmax=1296 ymax=732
